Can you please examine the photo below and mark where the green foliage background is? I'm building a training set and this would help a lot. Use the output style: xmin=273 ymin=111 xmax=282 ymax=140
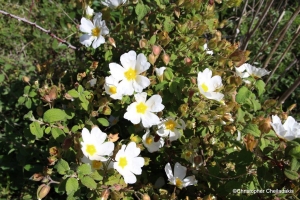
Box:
xmin=0 ymin=0 xmax=300 ymax=199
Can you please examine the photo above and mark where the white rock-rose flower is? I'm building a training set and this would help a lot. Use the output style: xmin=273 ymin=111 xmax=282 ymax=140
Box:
xmin=124 ymin=92 xmax=164 ymax=128
xmin=79 ymin=12 xmax=109 ymax=49
xmin=165 ymin=162 xmax=197 ymax=189
xmin=81 ymin=126 xmax=114 ymax=161
xmin=109 ymin=50 xmax=150 ymax=95
xmin=113 ymin=142 xmax=144 ymax=184
xmin=197 ymin=68 xmax=224 ymax=101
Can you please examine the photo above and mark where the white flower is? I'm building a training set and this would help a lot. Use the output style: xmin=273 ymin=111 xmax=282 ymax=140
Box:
xmin=104 ymin=76 xmax=123 ymax=100
xmin=81 ymin=155 xmax=113 ymax=171
xmin=270 ymin=115 xmax=300 ymax=141
xmin=203 ymin=43 xmax=213 ymax=55
xmin=235 ymin=64 xmax=250 ymax=78
xmin=142 ymin=129 xmax=164 ymax=153
xmin=113 ymin=142 xmax=144 ymax=184
xmin=85 ymin=5 xmax=94 ymax=17
xmin=165 ymin=162 xmax=197 ymax=189
xmin=157 ymin=117 xmax=185 ymax=141
xmin=197 ymin=68 xmax=224 ymax=101
xmin=109 ymin=50 xmax=150 ymax=95
xmin=124 ymin=92 xmax=164 ymax=128
xmin=79 ymin=12 xmax=109 ymax=49
xmin=81 ymin=126 xmax=114 ymax=161
xmin=244 ymin=63 xmax=270 ymax=78
xmin=101 ymin=0 xmax=127 ymax=8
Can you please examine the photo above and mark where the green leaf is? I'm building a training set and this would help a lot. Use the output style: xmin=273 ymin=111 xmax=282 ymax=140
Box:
xmin=284 ymin=169 xmax=299 ymax=180
xmin=25 ymin=98 xmax=32 ymax=109
xmin=24 ymin=86 xmax=31 ymax=95
xmin=105 ymin=49 xmax=113 ymax=61
xmin=97 ymin=118 xmax=109 ymax=127
xmin=289 ymin=146 xmax=300 ymax=159
xmin=77 ymin=164 xmax=92 ymax=175
xmin=67 ymin=89 xmax=79 ymax=98
xmin=254 ymin=80 xmax=265 ymax=96
xmin=163 ymin=16 xmax=175 ymax=32
xmin=290 ymin=157 xmax=300 ymax=171
xmin=236 ymin=108 xmax=245 ymax=123
xmin=55 ymin=159 xmax=70 ymax=175
xmin=148 ymin=35 xmax=156 ymax=45
xmin=71 ymin=125 xmax=79 ymax=133
xmin=164 ymin=68 xmax=174 ymax=80
xmin=66 ymin=177 xmax=79 ymax=195
xmin=51 ymin=127 xmax=65 ymax=141
xmin=29 ymin=121 xmax=44 ymax=139
xmin=81 ymin=176 xmax=97 ymax=190
xmin=90 ymin=170 xmax=103 ymax=181
xmin=135 ymin=3 xmax=150 ymax=22
xmin=242 ymin=123 xmax=260 ymax=137
xmin=43 ymin=108 xmax=67 ymax=123
xmin=236 ymin=86 xmax=252 ymax=104
xmin=18 ymin=96 xmax=26 ymax=104
xmin=45 ymin=127 xmax=51 ymax=134
xmin=0 ymin=74 xmax=4 ymax=83
xmin=154 ymin=81 xmax=168 ymax=91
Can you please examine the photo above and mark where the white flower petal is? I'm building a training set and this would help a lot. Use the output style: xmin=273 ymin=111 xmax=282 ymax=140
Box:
xmin=146 ymin=95 xmax=164 ymax=112
xmin=174 ymin=162 xmax=187 ymax=180
xmin=165 ymin=163 xmax=173 ymax=180
xmin=120 ymin=50 xmax=137 ymax=69
xmin=80 ymin=34 xmax=94 ymax=47
xmin=92 ymin=36 xmax=105 ymax=49
xmin=141 ymin=112 xmax=160 ymax=127
xmin=109 ymin=63 xmax=126 ymax=81
xmin=133 ymin=75 xmax=150 ymax=92
xmin=80 ymin=18 xmax=94 ymax=33
xmin=136 ymin=53 xmax=150 ymax=74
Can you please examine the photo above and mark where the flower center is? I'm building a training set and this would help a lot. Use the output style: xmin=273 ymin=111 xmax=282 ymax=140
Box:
xmin=124 ymin=68 xmax=137 ymax=81
xmin=175 ymin=177 xmax=183 ymax=188
xmin=119 ymin=157 xmax=128 ymax=169
xmin=201 ymin=83 xmax=209 ymax=92
xmin=86 ymin=144 xmax=97 ymax=156
xmin=109 ymin=86 xmax=117 ymax=94
xmin=136 ymin=102 xmax=148 ymax=114
xmin=146 ymin=136 xmax=153 ymax=145
xmin=91 ymin=160 xmax=102 ymax=170
xmin=165 ymin=120 xmax=176 ymax=131
xmin=92 ymin=27 xmax=101 ymax=37
xmin=185 ymin=151 xmax=192 ymax=158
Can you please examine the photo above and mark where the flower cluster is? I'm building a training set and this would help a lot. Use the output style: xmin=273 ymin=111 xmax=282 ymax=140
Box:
xmin=235 ymin=63 xmax=270 ymax=79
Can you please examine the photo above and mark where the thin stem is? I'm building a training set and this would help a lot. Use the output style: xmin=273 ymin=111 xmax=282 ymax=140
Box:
xmin=277 ymin=75 xmax=300 ymax=106
xmin=251 ymin=10 xmax=285 ymax=63
xmin=262 ymin=4 xmax=300 ymax=69
xmin=265 ymin=26 xmax=300 ymax=85
xmin=241 ymin=0 xmax=274 ymax=50
xmin=270 ymin=59 xmax=298 ymax=90
xmin=233 ymin=0 xmax=249 ymax=43
xmin=0 ymin=10 xmax=77 ymax=50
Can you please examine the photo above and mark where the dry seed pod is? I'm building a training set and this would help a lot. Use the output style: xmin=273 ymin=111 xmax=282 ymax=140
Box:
xmin=37 ymin=184 xmax=51 ymax=200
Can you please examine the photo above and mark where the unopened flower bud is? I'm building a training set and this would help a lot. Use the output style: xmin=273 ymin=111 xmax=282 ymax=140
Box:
xmin=190 ymin=77 xmax=196 ymax=84
xmin=142 ymin=194 xmax=151 ymax=200
xmin=37 ymin=184 xmax=51 ymax=200
xmin=148 ymin=53 xmax=157 ymax=65
xmin=23 ymin=76 xmax=30 ymax=83
xmin=259 ymin=117 xmax=272 ymax=133
xmin=108 ymin=37 xmax=116 ymax=48
xmin=30 ymin=173 xmax=44 ymax=181
xmin=152 ymin=45 xmax=161 ymax=56
xmin=174 ymin=8 xmax=180 ymax=18
xmin=100 ymin=189 xmax=110 ymax=200
xmin=64 ymin=93 xmax=74 ymax=101
xmin=184 ymin=57 xmax=192 ymax=66
xmin=162 ymin=53 xmax=170 ymax=65
xmin=139 ymin=38 xmax=148 ymax=48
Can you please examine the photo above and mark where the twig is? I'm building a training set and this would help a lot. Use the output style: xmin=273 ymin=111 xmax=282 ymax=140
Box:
xmin=270 ymin=58 xmax=298 ymax=90
xmin=251 ymin=10 xmax=285 ymax=63
xmin=0 ymin=9 xmax=77 ymax=50
xmin=262 ymin=4 xmax=300 ymax=69
xmin=265 ymin=26 xmax=300 ymax=86
xmin=241 ymin=0 xmax=274 ymax=50
xmin=277 ymin=75 xmax=300 ymax=106
xmin=233 ymin=0 xmax=249 ymax=43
